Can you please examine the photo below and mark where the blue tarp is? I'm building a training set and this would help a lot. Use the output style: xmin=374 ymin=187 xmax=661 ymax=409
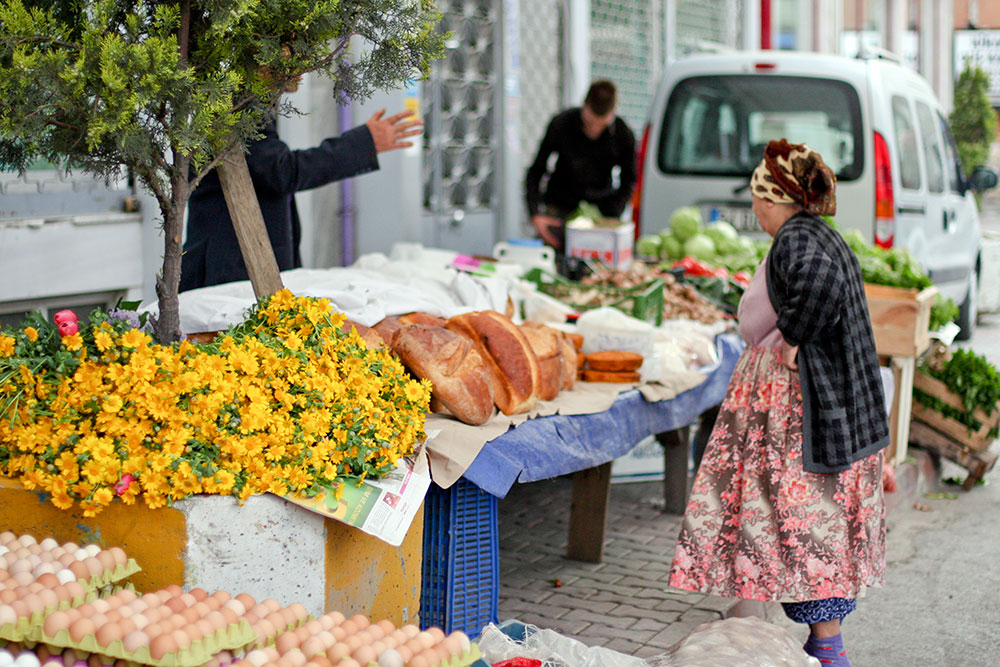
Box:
xmin=462 ymin=333 xmax=745 ymax=498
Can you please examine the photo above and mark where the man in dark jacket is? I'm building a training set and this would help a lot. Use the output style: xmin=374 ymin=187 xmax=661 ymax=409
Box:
xmin=180 ymin=107 xmax=420 ymax=292
xmin=524 ymin=80 xmax=637 ymax=252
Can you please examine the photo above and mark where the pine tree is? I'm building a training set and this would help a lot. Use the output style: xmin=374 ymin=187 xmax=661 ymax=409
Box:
xmin=949 ymin=64 xmax=998 ymax=178
xmin=0 ymin=0 xmax=444 ymax=343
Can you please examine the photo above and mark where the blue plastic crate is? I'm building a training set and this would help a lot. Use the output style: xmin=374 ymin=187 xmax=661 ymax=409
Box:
xmin=420 ymin=478 xmax=499 ymax=637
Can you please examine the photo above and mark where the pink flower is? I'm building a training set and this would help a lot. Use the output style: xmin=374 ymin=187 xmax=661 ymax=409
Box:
xmin=53 ymin=310 xmax=78 ymax=325
xmin=115 ymin=474 xmax=134 ymax=497
xmin=57 ymin=320 xmax=79 ymax=336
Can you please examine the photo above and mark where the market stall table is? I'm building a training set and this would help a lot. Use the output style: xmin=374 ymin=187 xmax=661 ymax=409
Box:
xmin=420 ymin=333 xmax=743 ymax=635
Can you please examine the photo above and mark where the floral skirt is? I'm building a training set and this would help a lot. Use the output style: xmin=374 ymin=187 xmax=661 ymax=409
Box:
xmin=668 ymin=346 xmax=886 ymax=602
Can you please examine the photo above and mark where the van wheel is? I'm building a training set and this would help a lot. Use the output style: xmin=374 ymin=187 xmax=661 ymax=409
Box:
xmin=956 ymin=269 xmax=978 ymax=341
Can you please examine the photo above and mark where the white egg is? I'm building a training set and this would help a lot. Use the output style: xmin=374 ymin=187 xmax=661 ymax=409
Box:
xmin=13 ymin=654 xmax=40 ymax=667
xmin=55 ymin=569 xmax=76 ymax=585
xmin=244 ymin=650 xmax=270 ymax=667
xmin=74 ymin=549 xmax=89 ymax=561
xmin=32 ymin=563 xmax=56 ymax=577
xmin=39 ymin=538 xmax=59 ymax=552
xmin=0 ymin=651 xmax=13 ymax=667
xmin=83 ymin=545 xmax=100 ymax=558
xmin=0 ymin=547 xmax=8 ymax=558
xmin=377 ymin=649 xmax=405 ymax=667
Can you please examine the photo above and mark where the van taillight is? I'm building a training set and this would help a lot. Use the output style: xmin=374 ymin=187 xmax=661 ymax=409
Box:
xmin=631 ymin=123 xmax=650 ymax=239
xmin=873 ymin=131 xmax=894 ymax=248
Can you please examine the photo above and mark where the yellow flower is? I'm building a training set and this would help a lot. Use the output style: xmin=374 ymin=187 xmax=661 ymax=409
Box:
xmin=0 ymin=335 xmax=13 ymax=357
xmin=404 ymin=380 xmax=427 ymax=403
xmin=24 ymin=327 xmax=38 ymax=343
xmin=119 ymin=329 xmax=148 ymax=349
xmin=93 ymin=329 xmax=114 ymax=352
xmin=61 ymin=333 xmax=83 ymax=351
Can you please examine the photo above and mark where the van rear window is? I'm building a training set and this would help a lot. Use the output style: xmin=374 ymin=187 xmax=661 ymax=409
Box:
xmin=657 ymin=75 xmax=864 ymax=181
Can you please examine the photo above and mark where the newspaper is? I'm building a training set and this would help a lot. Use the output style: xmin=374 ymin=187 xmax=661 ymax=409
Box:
xmin=281 ymin=449 xmax=432 ymax=547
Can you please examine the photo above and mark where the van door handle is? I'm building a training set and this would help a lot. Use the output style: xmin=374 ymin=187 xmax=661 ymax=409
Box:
xmin=896 ymin=205 xmax=926 ymax=215
xmin=943 ymin=209 xmax=955 ymax=230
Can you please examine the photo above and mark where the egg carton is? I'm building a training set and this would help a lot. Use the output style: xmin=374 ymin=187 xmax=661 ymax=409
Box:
xmin=74 ymin=559 xmax=141 ymax=593
xmin=0 ymin=584 xmax=100 ymax=643
xmin=38 ymin=618 xmax=255 ymax=667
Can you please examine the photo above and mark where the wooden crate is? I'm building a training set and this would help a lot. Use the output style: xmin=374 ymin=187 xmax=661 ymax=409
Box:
xmin=911 ymin=370 xmax=1000 ymax=453
xmin=864 ymin=284 xmax=937 ymax=357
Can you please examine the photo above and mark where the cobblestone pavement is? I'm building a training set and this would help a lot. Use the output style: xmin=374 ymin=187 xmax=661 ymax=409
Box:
xmin=496 ymin=476 xmax=730 ymax=660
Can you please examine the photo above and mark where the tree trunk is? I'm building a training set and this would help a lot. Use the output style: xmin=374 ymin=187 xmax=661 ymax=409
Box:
xmin=154 ymin=178 xmax=188 ymax=345
xmin=216 ymin=148 xmax=285 ymax=300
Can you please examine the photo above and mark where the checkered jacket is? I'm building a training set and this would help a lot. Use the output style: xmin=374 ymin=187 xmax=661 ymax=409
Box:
xmin=765 ymin=214 xmax=890 ymax=473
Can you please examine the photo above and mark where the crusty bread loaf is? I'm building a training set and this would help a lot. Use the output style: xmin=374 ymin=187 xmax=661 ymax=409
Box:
xmin=390 ymin=324 xmax=495 ymax=426
xmin=566 ymin=332 xmax=584 ymax=351
xmin=372 ymin=317 xmax=404 ymax=347
xmin=446 ymin=311 xmax=541 ymax=415
xmin=555 ymin=331 xmax=578 ymax=390
xmin=583 ymin=369 xmax=641 ymax=383
xmin=341 ymin=319 xmax=386 ymax=350
xmin=586 ymin=350 xmax=644 ymax=372
xmin=398 ymin=312 xmax=448 ymax=328
xmin=519 ymin=323 xmax=563 ymax=401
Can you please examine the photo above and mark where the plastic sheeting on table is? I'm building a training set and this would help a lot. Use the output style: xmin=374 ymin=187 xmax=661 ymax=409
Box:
xmin=463 ymin=334 xmax=745 ymax=498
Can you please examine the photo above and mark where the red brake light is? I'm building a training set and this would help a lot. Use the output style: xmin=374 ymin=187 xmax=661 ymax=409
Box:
xmin=873 ymin=131 xmax=894 ymax=248
xmin=754 ymin=62 xmax=777 ymax=70
xmin=631 ymin=123 xmax=651 ymax=239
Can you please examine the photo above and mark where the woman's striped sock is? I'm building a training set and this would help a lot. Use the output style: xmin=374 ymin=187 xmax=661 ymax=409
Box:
xmin=804 ymin=632 xmax=851 ymax=666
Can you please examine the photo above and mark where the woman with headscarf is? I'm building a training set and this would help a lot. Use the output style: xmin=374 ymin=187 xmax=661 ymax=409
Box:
xmin=668 ymin=139 xmax=890 ymax=666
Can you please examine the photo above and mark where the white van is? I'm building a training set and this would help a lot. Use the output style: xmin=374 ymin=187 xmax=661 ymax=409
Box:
xmin=634 ymin=50 xmax=998 ymax=339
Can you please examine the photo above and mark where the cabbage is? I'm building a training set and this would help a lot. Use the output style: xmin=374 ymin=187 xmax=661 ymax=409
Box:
xmin=669 ymin=206 xmax=702 ymax=242
xmin=635 ymin=235 xmax=661 ymax=258
xmin=705 ymin=221 xmax=739 ymax=242
xmin=658 ymin=234 xmax=683 ymax=260
xmin=683 ymin=234 xmax=716 ymax=261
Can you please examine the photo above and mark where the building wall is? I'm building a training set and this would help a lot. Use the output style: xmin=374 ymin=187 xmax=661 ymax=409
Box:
xmin=954 ymin=0 xmax=1000 ymax=28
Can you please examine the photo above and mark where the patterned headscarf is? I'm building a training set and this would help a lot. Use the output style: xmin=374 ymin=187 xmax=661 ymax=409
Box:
xmin=750 ymin=139 xmax=837 ymax=216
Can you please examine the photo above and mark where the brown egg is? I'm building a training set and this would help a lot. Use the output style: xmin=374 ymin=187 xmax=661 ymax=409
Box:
xmin=202 ymin=596 xmax=223 ymax=611
xmin=344 ymin=634 xmax=366 ymax=653
xmin=294 ymin=625 xmax=313 ymax=643
xmin=168 ymin=613 xmax=189 ymax=630
xmin=91 ymin=599 xmax=112 ymax=614
xmin=115 ymin=605 xmax=135 ymax=619
xmin=179 ymin=593 xmax=197 ymax=608
xmin=331 ymin=625 xmax=348 ymax=642
xmin=164 ymin=596 xmax=187 ymax=613
xmin=352 ymin=645 xmax=376 ymax=665
xmin=265 ymin=610 xmax=288 ymax=631
xmin=0 ymin=589 xmax=17 ymax=604
xmin=205 ymin=610 xmax=228 ymax=631
xmin=95 ymin=623 xmax=124 ymax=647
xmin=130 ymin=614 xmax=150 ymax=631
xmin=370 ymin=640 xmax=386 ymax=656
xmin=11 ymin=571 xmax=33 ymax=587
xmin=210 ymin=590 xmax=231 ymax=605
xmin=338 ymin=619 xmax=359 ymax=637
xmin=244 ymin=611 xmax=260 ymax=625
xmin=325 ymin=643 xmax=351 ymax=662
xmin=400 ymin=624 xmax=420 ymax=639
xmin=172 ymin=628 xmax=192 ymax=649
xmin=138 ymin=592 xmax=160 ymax=607
xmin=219 ymin=606 xmax=239 ymax=626
xmin=82 ymin=556 xmax=104 ymax=577
xmin=155 ymin=590 xmax=174 ymax=604
xmin=188 ymin=588 xmax=208 ymax=602
xmin=163 ymin=584 xmax=183 ymax=597
xmin=57 ymin=553 xmax=77 ymax=568
xmin=69 ymin=616 xmax=97 ymax=642
xmin=424 ymin=627 xmax=445 ymax=644
xmin=117 ymin=617 xmax=138 ymax=636
xmin=252 ymin=618 xmax=276 ymax=644
xmin=275 ymin=629 xmax=300 ymax=654
xmin=180 ymin=607 xmax=201 ymax=624
xmin=194 ymin=618 xmax=215 ymax=639
xmin=96 ymin=551 xmax=116 ymax=572
xmin=67 ymin=561 xmax=90 ymax=581
xmin=123 ymin=630 xmax=151 ymax=653
xmin=10 ymin=600 xmax=31 ymax=618
xmin=143 ymin=622 xmax=165 ymax=639
xmin=223 ymin=598 xmax=246 ymax=616
xmin=376 ymin=619 xmax=395 ymax=635
xmin=338 ymin=658 xmax=360 ymax=667
xmin=42 ymin=610 xmax=72 ymax=636
xmin=63 ymin=580 xmax=85 ymax=601
xmin=108 ymin=548 xmax=128 ymax=567
xmin=149 ymin=632 xmax=178 ymax=659
xmin=300 ymin=635 xmax=328 ymax=658
xmin=258 ymin=598 xmax=281 ymax=614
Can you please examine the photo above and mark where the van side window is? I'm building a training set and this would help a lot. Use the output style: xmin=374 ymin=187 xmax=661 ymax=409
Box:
xmin=891 ymin=96 xmax=922 ymax=191
xmin=938 ymin=112 xmax=965 ymax=193
xmin=915 ymin=102 xmax=945 ymax=193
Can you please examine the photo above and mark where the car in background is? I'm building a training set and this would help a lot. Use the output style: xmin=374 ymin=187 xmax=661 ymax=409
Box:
xmin=633 ymin=50 xmax=998 ymax=339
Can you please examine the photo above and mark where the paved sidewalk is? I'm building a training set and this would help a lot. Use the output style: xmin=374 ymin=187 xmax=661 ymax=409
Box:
xmin=495 ymin=451 xmax=935 ymax=660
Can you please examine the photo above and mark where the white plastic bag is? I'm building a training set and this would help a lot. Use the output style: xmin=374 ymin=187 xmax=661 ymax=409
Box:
xmin=644 ymin=617 xmax=821 ymax=667
xmin=477 ymin=622 xmax=647 ymax=667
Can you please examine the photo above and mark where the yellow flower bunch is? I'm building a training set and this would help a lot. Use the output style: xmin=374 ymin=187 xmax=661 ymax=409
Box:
xmin=0 ymin=291 xmax=431 ymax=516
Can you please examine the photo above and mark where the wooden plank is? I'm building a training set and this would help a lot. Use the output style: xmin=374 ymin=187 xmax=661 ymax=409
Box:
xmin=909 ymin=421 xmax=998 ymax=488
xmin=566 ymin=462 xmax=612 ymax=563
xmin=864 ymin=284 xmax=937 ymax=357
xmin=912 ymin=371 xmax=998 ymax=425
xmin=657 ymin=427 xmax=692 ymax=515
xmin=911 ymin=402 xmax=995 ymax=452
xmin=217 ymin=148 xmax=285 ymax=299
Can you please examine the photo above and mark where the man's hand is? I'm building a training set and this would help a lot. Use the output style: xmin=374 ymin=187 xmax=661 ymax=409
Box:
xmin=781 ymin=339 xmax=799 ymax=371
xmin=531 ymin=214 xmax=563 ymax=248
xmin=366 ymin=109 xmax=423 ymax=153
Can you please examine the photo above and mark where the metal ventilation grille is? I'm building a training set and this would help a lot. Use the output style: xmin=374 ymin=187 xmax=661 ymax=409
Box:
xmin=676 ymin=0 xmax=744 ymax=56
xmin=422 ymin=0 xmax=500 ymax=216
xmin=518 ymin=0 xmax=564 ymax=172
xmin=589 ymin=0 xmax=665 ymax=133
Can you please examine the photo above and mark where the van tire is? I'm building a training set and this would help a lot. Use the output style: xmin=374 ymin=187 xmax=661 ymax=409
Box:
xmin=956 ymin=269 xmax=978 ymax=341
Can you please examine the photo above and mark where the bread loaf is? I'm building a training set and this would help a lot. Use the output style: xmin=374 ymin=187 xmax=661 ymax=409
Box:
xmin=341 ymin=319 xmax=386 ymax=350
xmin=586 ymin=350 xmax=644 ymax=372
xmin=555 ymin=331 xmax=578 ymax=390
xmin=398 ymin=312 xmax=448 ymax=328
xmin=390 ymin=324 xmax=495 ymax=426
xmin=446 ymin=311 xmax=541 ymax=415
xmin=583 ymin=369 xmax=641 ymax=383
xmin=519 ymin=323 xmax=563 ymax=401
xmin=372 ymin=317 xmax=404 ymax=347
